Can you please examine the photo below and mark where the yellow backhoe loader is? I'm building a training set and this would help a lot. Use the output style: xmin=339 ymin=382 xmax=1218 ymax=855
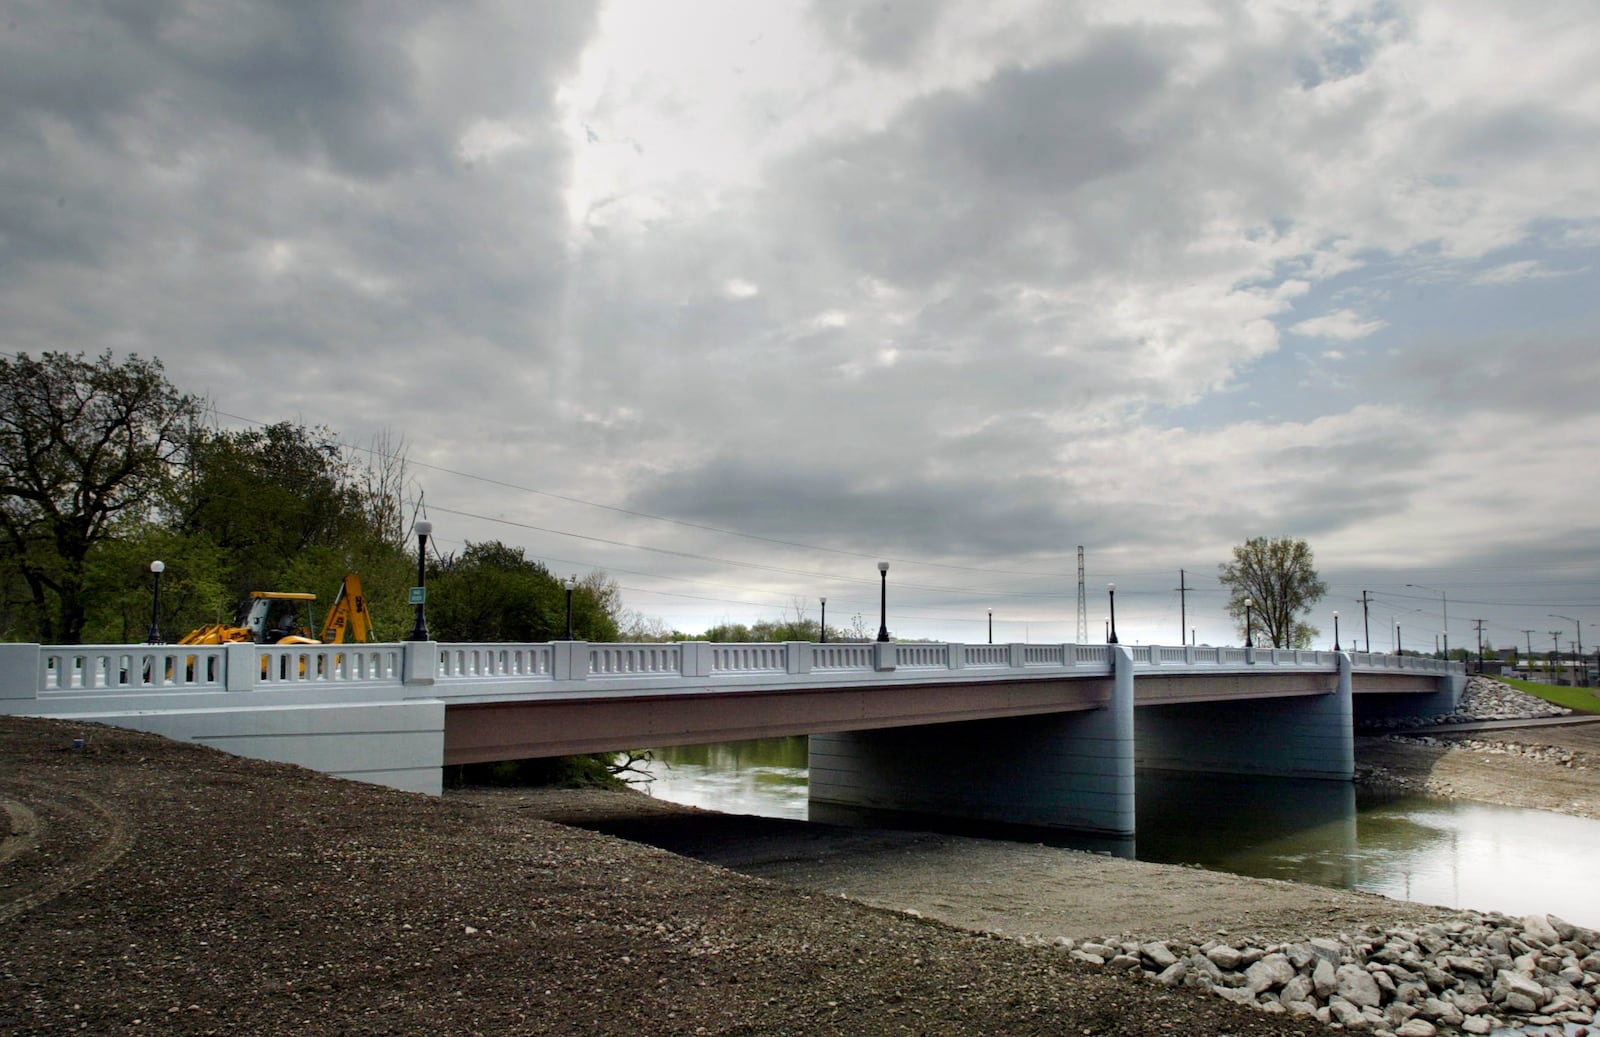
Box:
xmin=179 ymin=573 xmax=374 ymax=646
xmin=169 ymin=573 xmax=373 ymax=680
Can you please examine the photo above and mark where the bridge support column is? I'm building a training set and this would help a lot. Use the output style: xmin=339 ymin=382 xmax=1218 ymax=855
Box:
xmin=807 ymin=649 xmax=1134 ymax=836
xmin=1136 ymin=653 xmax=1354 ymax=780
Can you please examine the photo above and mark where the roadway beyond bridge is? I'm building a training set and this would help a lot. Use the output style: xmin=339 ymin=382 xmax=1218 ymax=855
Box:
xmin=0 ymin=639 xmax=1463 ymax=837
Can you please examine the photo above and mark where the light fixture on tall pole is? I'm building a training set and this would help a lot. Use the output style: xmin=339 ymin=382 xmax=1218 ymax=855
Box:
xmin=1407 ymin=583 xmax=1448 ymax=660
xmin=146 ymin=560 xmax=165 ymax=644
xmin=564 ymin=576 xmax=576 ymax=639
xmin=1552 ymin=614 xmax=1583 ymax=685
xmin=988 ymin=608 xmax=993 ymax=644
xmin=876 ymin=562 xmax=890 ymax=643
xmin=1107 ymin=583 xmax=1118 ymax=645
xmin=407 ymin=520 xmax=432 ymax=641
xmin=1244 ymin=597 xmax=1254 ymax=648
xmin=819 ymin=597 xmax=827 ymax=643
xmin=1332 ymin=610 xmax=1340 ymax=652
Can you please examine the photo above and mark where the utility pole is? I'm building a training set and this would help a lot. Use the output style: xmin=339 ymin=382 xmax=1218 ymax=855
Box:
xmin=1175 ymin=569 xmax=1189 ymax=646
xmin=1523 ymin=630 xmax=1536 ymax=671
xmin=1550 ymin=630 xmax=1563 ymax=683
xmin=1473 ymin=619 xmax=1486 ymax=674
xmin=1076 ymin=546 xmax=1087 ymax=645
xmin=1361 ymin=590 xmax=1371 ymax=653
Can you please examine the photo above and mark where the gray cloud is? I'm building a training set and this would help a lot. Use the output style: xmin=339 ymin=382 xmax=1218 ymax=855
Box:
xmin=4 ymin=1 xmax=1599 ymax=642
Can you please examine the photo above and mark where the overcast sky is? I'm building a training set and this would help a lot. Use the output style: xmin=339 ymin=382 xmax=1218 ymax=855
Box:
xmin=5 ymin=1 xmax=1598 ymax=652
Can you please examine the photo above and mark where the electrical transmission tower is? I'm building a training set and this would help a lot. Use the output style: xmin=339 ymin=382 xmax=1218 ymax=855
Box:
xmin=1076 ymin=546 xmax=1087 ymax=644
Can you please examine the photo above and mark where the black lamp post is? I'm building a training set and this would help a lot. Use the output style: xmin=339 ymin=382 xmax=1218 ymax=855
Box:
xmin=1244 ymin=597 xmax=1254 ymax=648
xmin=819 ymin=597 xmax=827 ymax=643
xmin=1332 ymin=610 xmax=1340 ymax=652
xmin=146 ymin=560 xmax=165 ymax=644
xmin=564 ymin=576 xmax=576 ymax=639
xmin=407 ymin=520 xmax=432 ymax=641
xmin=876 ymin=561 xmax=890 ymax=642
xmin=988 ymin=608 xmax=993 ymax=644
xmin=1107 ymin=583 xmax=1118 ymax=645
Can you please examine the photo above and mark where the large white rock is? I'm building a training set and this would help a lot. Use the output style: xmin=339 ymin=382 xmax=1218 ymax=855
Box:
xmin=1523 ymin=915 xmax=1561 ymax=948
xmin=1337 ymin=963 xmax=1384 ymax=1009
xmin=1244 ymin=954 xmax=1295 ymax=995
xmin=1313 ymin=958 xmax=1339 ymax=999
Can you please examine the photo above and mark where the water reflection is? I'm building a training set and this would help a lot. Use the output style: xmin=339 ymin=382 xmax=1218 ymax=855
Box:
xmin=639 ymin=738 xmax=809 ymax=819
xmin=631 ymin=737 xmax=1600 ymax=927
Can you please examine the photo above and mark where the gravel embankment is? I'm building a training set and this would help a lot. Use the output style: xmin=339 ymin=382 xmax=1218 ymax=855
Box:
xmin=6 ymin=676 xmax=1597 ymax=1036
xmin=2 ymin=715 xmax=1321 ymax=1036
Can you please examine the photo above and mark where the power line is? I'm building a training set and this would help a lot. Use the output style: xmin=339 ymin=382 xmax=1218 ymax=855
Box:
xmin=208 ymin=407 xmax=1085 ymax=579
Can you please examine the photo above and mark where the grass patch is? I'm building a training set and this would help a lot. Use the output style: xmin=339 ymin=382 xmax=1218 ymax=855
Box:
xmin=1487 ymin=674 xmax=1600 ymax=714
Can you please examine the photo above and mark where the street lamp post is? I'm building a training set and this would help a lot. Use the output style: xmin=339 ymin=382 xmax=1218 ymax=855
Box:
xmin=988 ymin=609 xmax=993 ymax=645
xmin=1107 ymin=583 xmax=1118 ymax=645
xmin=1407 ymin=583 xmax=1448 ymax=660
xmin=876 ymin=562 xmax=890 ymax=643
xmin=1551 ymin=614 xmax=1584 ymax=685
xmin=564 ymin=576 xmax=576 ymax=639
xmin=1244 ymin=598 xmax=1254 ymax=648
xmin=407 ymin=520 xmax=432 ymax=641
xmin=146 ymin=560 xmax=165 ymax=644
xmin=819 ymin=597 xmax=827 ymax=643
xmin=1333 ymin=611 xmax=1340 ymax=652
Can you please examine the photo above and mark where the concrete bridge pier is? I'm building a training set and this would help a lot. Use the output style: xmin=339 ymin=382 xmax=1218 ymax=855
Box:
xmin=807 ymin=647 xmax=1136 ymax=836
xmin=1135 ymin=652 xmax=1355 ymax=780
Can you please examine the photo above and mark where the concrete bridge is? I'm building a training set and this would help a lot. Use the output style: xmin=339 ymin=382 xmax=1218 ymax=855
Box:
xmin=0 ymin=639 xmax=1463 ymax=837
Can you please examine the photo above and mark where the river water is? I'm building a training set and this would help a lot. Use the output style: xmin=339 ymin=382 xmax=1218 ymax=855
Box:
xmin=630 ymin=736 xmax=1600 ymax=929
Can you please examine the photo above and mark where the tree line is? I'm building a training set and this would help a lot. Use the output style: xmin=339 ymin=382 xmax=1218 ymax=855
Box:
xmin=0 ymin=351 xmax=620 ymax=645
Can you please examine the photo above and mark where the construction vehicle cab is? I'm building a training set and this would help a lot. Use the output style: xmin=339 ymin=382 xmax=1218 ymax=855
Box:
xmin=177 ymin=574 xmax=372 ymax=647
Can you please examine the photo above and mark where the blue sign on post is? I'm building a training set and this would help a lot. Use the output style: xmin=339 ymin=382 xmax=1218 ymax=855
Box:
xmin=408 ymin=587 xmax=426 ymax=605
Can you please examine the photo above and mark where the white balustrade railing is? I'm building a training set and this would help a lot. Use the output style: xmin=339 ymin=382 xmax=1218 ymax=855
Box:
xmin=10 ymin=638 xmax=1460 ymax=705
xmin=894 ymin=643 xmax=949 ymax=669
xmin=962 ymin=644 xmax=1009 ymax=667
xmin=440 ymin=644 xmax=552 ymax=679
xmin=813 ymin=643 xmax=874 ymax=670
xmin=40 ymin=645 xmax=231 ymax=692
xmin=256 ymin=644 xmax=403 ymax=685
xmin=710 ymin=643 xmax=788 ymax=673
xmin=590 ymin=643 xmax=680 ymax=676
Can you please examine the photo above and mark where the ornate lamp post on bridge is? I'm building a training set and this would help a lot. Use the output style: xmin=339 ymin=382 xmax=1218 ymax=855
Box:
xmin=1332 ymin=610 xmax=1340 ymax=653
xmin=564 ymin=576 xmax=576 ymax=639
xmin=988 ymin=608 xmax=993 ymax=644
xmin=1106 ymin=583 xmax=1118 ymax=645
xmin=1244 ymin=598 xmax=1254 ymax=649
xmin=407 ymin=520 xmax=432 ymax=642
xmin=146 ymin=560 xmax=165 ymax=644
xmin=876 ymin=562 xmax=890 ymax=643
xmin=819 ymin=597 xmax=827 ymax=643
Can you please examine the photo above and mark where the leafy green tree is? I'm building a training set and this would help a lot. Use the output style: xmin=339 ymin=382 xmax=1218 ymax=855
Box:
xmin=1217 ymin=535 xmax=1328 ymax=649
xmin=172 ymin=422 xmax=369 ymax=591
xmin=0 ymin=351 xmax=200 ymax=642
xmin=79 ymin=530 xmax=231 ymax=644
xmin=426 ymin=541 xmax=620 ymax=643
